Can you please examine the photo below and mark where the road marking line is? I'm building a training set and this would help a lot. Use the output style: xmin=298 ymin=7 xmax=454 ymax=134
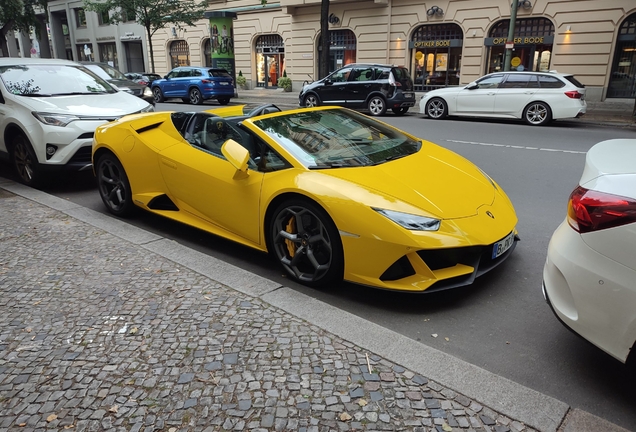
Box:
xmin=446 ymin=139 xmax=586 ymax=154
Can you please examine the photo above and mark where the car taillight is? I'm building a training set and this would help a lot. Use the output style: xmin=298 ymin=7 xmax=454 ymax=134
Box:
xmin=139 ymin=81 xmax=148 ymax=86
xmin=564 ymin=90 xmax=582 ymax=99
xmin=567 ymin=186 xmax=636 ymax=233
xmin=388 ymin=73 xmax=401 ymax=87
xmin=201 ymin=79 xmax=212 ymax=84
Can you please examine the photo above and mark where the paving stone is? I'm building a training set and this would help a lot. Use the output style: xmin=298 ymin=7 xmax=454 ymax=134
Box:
xmin=0 ymin=195 xmax=532 ymax=432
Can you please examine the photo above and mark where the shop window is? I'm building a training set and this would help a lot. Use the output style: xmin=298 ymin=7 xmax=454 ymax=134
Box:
xmin=169 ymin=40 xmax=190 ymax=68
xmin=255 ymin=34 xmax=285 ymax=88
xmin=75 ymin=8 xmax=87 ymax=28
xmin=410 ymin=23 xmax=463 ymax=91
xmin=486 ymin=18 xmax=554 ymax=74
xmin=608 ymin=13 xmax=636 ymax=98
xmin=99 ymin=43 xmax=118 ymax=68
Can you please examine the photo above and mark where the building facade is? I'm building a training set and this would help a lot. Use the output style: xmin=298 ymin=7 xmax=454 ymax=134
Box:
xmin=47 ymin=0 xmax=150 ymax=72
xmin=145 ymin=0 xmax=635 ymax=102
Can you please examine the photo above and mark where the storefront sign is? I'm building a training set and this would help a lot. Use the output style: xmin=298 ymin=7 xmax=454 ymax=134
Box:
xmin=409 ymin=39 xmax=462 ymax=49
xmin=120 ymin=32 xmax=141 ymax=41
xmin=96 ymin=36 xmax=116 ymax=42
xmin=76 ymin=38 xmax=90 ymax=43
xmin=409 ymin=39 xmax=462 ymax=48
xmin=485 ymin=35 xmax=554 ymax=46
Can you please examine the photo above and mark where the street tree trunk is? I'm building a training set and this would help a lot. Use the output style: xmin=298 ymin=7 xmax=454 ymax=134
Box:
xmin=319 ymin=0 xmax=329 ymax=79
xmin=145 ymin=25 xmax=156 ymax=73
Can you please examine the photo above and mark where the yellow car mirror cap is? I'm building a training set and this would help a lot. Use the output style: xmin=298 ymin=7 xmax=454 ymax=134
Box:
xmin=222 ymin=139 xmax=250 ymax=178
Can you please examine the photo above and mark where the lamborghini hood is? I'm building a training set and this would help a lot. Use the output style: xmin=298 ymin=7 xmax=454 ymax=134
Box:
xmin=323 ymin=142 xmax=496 ymax=219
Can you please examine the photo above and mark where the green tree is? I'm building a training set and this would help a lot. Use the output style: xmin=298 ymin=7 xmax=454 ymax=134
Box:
xmin=83 ymin=0 xmax=207 ymax=72
xmin=0 ymin=0 xmax=48 ymax=57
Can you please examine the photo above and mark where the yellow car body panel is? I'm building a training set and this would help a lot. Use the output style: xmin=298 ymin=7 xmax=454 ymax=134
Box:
xmin=93 ymin=105 xmax=518 ymax=292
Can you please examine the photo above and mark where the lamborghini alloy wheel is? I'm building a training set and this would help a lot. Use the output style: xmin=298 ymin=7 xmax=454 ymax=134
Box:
xmin=269 ymin=199 xmax=343 ymax=287
xmin=96 ymin=153 xmax=134 ymax=217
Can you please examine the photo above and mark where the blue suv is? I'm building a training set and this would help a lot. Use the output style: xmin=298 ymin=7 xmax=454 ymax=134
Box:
xmin=151 ymin=66 xmax=236 ymax=105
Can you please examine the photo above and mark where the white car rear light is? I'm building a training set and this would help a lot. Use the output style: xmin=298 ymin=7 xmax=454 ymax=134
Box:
xmin=567 ymin=186 xmax=636 ymax=233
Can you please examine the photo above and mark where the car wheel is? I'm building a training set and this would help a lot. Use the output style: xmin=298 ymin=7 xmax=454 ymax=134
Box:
xmin=368 ymin=96 xmax=387 ymax=116
xmin=95 ymin=153 xmax=135 ymax=217
xmin=11 ymin=133 xmax=41 ymax=187
xmin=392 ymin=107 xmax=409 ymax=115
xmin=303 ymin=94 xmax=320 ymax=108
xmin=426 ymin=98 xmax=448 ymax=119
xmin=189 ymin=88 xmax=203 ymax=105
xmin=218 ymin=97 xmax=230 ymax=105
xmin=268 ymin=198 xmax=344 ymax=287
xmin=523 ymin=101 xmax=552 ymax=126
xmin=152 ymin=87 xmax=164 ymax=103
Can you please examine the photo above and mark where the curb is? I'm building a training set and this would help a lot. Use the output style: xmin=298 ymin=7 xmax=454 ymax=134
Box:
xmin=0 ymin=180 xmax=630 ymax=432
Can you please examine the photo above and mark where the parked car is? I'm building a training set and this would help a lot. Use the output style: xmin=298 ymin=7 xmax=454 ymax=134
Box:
xmin=151 ymin=66 xmax=236 ymax=105
xmin=299 ymin=63 xmax=416 ymax=116
xmin=419 ymin=70 xmax=587 ymax=126
xmin=0 ymin=58 xmax=153 ymax=187
xmin=93 ymin=104 xmax=518 ymax=290
xmin=125 ymin=72 xmax=162 ymax=86
xmin=543 ymin=139 xmax=636 ymax=365
xmin=80 ymin=62 xmax=155 ymax=105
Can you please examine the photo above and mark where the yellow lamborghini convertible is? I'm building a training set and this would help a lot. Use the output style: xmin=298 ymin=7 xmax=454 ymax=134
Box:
xmin=92 ymin=104 xmax=518 ymax=291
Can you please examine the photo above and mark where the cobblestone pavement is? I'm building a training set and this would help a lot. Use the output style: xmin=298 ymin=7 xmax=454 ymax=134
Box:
xmin=0 ymin=192 xmax=534 ymax=431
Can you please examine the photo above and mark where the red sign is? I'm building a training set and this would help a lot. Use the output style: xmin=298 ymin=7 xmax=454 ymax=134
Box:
xmin=505 ymin=42 xmax=514 ymax=49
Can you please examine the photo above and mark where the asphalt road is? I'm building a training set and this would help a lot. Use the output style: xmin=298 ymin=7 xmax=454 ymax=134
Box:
xmin=4 ymin=102 xmax=636 ymax=429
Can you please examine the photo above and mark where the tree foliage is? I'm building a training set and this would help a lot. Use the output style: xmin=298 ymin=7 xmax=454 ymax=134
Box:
xmin=83 ymin=0 xmax=207 ymax=72
xmin=0 ymin=0 xmax=48 ymax=57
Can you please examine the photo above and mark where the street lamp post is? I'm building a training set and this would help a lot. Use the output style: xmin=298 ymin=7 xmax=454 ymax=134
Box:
xmin=503 ymin=0 xmax=519 ymax=72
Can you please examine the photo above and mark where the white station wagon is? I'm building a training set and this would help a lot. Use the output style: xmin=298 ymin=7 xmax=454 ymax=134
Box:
xmin=419 ymin=71 xmax=587 ymax=126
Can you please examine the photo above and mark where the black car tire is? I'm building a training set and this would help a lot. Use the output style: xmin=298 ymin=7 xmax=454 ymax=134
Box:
xmin=95 ymin=153 xmax=135 ymax=217
xmin=11 ymin=133 xmax=41 ymax=187
xmin=268 ymin=198 xmax=344 ymax=287
xmin=189 ymin=88 xmax=203 ymax=105
xmin=152 ymin=87 xmax=164 ymax=103
xmin=218 ymin=97 xmax=230 ymax=105
xmin=303 ymin=94 xmax=320 ymax=108
xmin=425 ymin=98 xmax=448 ymax=119
xmin=368 ymin=96 xmax=387 ymax=116
xmin=392 ymin=107 xmax=409 ymax=115
xmin=523 ymin=101 xmax=552 ymax=126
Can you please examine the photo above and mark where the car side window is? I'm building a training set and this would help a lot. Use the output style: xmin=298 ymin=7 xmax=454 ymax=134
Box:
xmin=375 ymin=68 xmax=390 ymax=80
xmin=190 ymin=69 xmax=202 ymax=77
xmin=476 ymin=75 xmax=504 ymax=89
xmin=330 ymin=67 xmax=353 ymax=83
xmin=166 ymin=70 xmax=179 ymax=79
xmin=353 ymin=67 xmax=374 ymax=81
xmin=538 ymin=75 xmax=565 ymax=88
xmin=500 ymin=74 xmax=532 ymax=89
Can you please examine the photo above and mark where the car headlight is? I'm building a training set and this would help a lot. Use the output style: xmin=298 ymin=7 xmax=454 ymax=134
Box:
xmin=143 ymin=87 xmax=152 ymax=97
xmin=373 ymin=208 xmax=440 ymax=231
xmin=32 ymin=112 xmax=79 ymax=127
xmin=141 ymin=104 xmax=155 ymax=113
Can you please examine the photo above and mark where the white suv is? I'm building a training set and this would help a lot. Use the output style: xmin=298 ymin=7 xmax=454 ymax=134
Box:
xmin=419 ymin=70 xmax=587 ymax=126
xmin=0 ymin=58 xmax=154 ymax=187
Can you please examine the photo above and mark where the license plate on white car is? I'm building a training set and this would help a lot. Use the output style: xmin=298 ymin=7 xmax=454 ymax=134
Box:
xmin=492 ymin=231 xmax=515 ymax=259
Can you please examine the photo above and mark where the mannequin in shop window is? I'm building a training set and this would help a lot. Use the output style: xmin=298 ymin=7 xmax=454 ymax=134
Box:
xmin=269 ymin=60 xmax=278 ymax=86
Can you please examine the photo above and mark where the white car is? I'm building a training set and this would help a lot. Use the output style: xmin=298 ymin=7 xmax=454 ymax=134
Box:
xmin=0 ymin=58 xmax=154 ymax=187
xmin=419 ymin=71 xmax=587 ymax=126
xmin=543 ymin=139 xmax=636 ymax=364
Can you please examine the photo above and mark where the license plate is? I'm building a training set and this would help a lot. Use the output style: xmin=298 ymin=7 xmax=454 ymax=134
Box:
xmin=220 ymin=82 xmax=229 ymax=85
xmin=492 ymin=231 xmax=515 ymax=259
xmin=405 ymin=93 xmax=414 ymax=99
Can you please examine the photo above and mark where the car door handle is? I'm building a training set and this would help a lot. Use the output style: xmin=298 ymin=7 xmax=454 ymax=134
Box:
xmin=488 ymin=92 xmax=496 ymax=96
xmin=524 ymin=91 xmax=536 ymax=94
xmin=161 ymin=158 xmax=177 ymax=170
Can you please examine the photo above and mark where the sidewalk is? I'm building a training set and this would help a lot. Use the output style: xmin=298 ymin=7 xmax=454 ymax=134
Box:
xmin=234 ymin=88 xmax=636 ymax=127
xmin=0 ymin=182 xmax=631 ymax=432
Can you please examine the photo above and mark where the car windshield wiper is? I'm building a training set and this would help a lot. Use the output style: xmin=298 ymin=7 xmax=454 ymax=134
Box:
xmin=308 ymin=162 xmax=352 ymax=169
xmin=54 ymin=92 xmax=110 ymax=96
xmin=370 ymin=153 xmax=409 ymax=166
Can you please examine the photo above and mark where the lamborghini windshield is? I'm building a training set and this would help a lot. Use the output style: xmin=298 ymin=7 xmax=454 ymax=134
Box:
xmin=253 ymin=108 xmax=421 ymax=168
